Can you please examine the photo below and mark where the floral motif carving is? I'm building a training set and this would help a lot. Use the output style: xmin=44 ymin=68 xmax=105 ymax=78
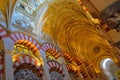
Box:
xmin=14 ymin=69 xmax=40 ymax=80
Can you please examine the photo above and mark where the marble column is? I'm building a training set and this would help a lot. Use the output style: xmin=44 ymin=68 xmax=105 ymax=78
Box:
xmin=4 ymin=53 xmax=14 ymax=80
xmin=40 ymin=49 xmax=51 ymax=80
xmin=57 ymin=57 xmax=70 ymax=80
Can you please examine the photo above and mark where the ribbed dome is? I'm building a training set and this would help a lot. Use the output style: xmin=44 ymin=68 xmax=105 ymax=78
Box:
xmin=42 ymin=0 xmax=115 ymax=65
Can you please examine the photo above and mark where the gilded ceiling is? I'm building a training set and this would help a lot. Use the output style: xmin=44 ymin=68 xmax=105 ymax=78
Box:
xmin=42 ymin=0 xmax=118 ymax=67
xmin=0 ymin=0 xmax=118 ymax=71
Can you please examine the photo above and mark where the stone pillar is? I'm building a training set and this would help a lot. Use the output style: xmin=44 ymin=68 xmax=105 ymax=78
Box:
xmin=42 ymin=71 xmax=47 ymax=80
xmin=57 ymin=57 xmax=70 ymax=80
xmin=40 ymin=49 xmax=51 ymax=80
xmin=4 ymin=53 xmax=14 ymax=80
xmin=2 ymin=38 xmax=14 ymax=80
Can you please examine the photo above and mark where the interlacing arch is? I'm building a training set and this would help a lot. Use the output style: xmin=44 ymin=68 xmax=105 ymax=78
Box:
xmin=9 ymin=32 xmax=41 ymax=49
xmin=47 ymin=60 xmax=64 ymax=75
xmin=66 ymin=64 xmax=78 ymax=74
xmin=9 ymin=32 xmax=42 ymax=58
xmin=41 ymin=42 xmax=61 ymax=59
xmin=62 ymin=51 xmax=94 ymax=78
xmin=12 ymin=54 xmax=43 ymax=75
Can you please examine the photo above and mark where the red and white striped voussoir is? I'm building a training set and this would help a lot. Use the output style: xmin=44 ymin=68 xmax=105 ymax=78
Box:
xmin=0 ymin=55 xmax=3 ymax=74
xmin=47 ymin=60 xmax=63 ymax=73
xmin=66 ymin=64 xmax=77 ymax=74
xmin=0 ymin=27 xmax=8 ymax=38
xmin=42 ymin=43 xmax=56 ymax=52
xmin=41 ymin=43 xmax=61 ymax=59
xmin=13 ymin=56 xmax=42 ymax=70
xmin=9 ymin=33 xmax=41 ymax=49
xmin=66 ymin=64 xmax=72 ymax=71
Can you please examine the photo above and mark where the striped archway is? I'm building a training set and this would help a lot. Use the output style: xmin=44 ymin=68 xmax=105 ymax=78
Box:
xmin=9 ymin=32 xmax=42 ymax=58
xmin=47 ymin=60 xmax=63 ymax=75
xmin=13 ymin=54 xmax=43 ymax=75
xmin=66 ymin=64 xmax=80 ymax=80
xmin=14 ymin=39 xmax=41 ymax=59
xmin=9 ymin=32 xmax=41 ymax=50
xmin=66 ymin=64 xmax=78 ymax=74
xmin=62 ymin=52 xmax=74 ymax=62
xmin=41 ymin=42 xmax=61 ymax=59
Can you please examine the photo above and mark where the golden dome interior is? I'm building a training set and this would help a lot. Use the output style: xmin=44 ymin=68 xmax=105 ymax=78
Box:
xmin=42 ymin=0 xmax=117 ymax=69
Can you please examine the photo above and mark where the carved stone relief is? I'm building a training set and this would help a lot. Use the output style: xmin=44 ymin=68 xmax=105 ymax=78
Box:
xmin=14 ymin=69 xmax=40 ymax=80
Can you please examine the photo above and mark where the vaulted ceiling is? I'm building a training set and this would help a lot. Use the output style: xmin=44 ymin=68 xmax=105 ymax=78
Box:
xmin=0 ymin=0 xmax=119 ymax=71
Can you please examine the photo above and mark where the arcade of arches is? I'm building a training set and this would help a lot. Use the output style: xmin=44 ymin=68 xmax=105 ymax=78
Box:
xmin=0 ymin=0 xmax=120 ymax=80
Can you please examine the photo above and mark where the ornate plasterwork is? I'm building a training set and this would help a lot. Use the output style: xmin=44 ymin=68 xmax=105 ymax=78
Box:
xmin=14 ymin=69 xmax=40 ymax=80
xmin=42 ymin=0 xmax=113 ymax=64
xmin=17 ymin=0 xmax=45 ymax=15
xmin=13 ymin=11 xmax=32 ymax=28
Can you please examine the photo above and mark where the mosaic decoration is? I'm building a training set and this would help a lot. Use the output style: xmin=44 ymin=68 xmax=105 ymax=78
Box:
xmin=14 ymin=69 xmax=40 ymax=80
